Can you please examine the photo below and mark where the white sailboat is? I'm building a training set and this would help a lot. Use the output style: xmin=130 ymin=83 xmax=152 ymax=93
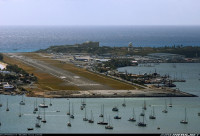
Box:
xmin=162 ymin=99 xmax=168 ymax=113
xmin=128 ymin=108 xmax=136 ymax=122
xmin=39 ymin=98 xmax=48 ymax=108
xmin=67 ymin=115 xmax=71 ymax=127
xmin=168 ymin=97 xmax=172 ymax=107
xmin=180 ymin=108 xmax=188 ymax=124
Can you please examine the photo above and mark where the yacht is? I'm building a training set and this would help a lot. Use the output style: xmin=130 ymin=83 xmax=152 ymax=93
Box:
xmin=39 ymin=98 xmax=48 ymax=108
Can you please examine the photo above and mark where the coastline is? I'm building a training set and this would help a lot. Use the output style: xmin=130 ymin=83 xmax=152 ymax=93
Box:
xmin=1 ymin=52 xmax=198 ymax=98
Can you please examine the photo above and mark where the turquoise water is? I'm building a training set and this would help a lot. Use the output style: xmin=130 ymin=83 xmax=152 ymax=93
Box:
xmin=0 ymin=63 xmax=200 ymax=134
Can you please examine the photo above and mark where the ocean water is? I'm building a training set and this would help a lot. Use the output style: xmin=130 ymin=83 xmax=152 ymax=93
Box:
xmin=0 ymin=63 xmax=200 ymax=134
xmin=0 ymin=25 xmax=200 ymax=52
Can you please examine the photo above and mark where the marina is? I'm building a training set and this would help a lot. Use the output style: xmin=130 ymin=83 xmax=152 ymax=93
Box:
xmin=0 ymin=63 xmax=200 ymax=134
xmin=0 ymin=95 xmax=199 ymax=133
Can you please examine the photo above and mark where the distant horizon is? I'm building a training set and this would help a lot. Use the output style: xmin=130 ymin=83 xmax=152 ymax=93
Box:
xmin=1 ymin=25 xmax=200 ymax=27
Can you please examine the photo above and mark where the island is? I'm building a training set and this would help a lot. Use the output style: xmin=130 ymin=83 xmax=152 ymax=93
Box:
xmin=0 ymin=41 xmax=199 ymax=98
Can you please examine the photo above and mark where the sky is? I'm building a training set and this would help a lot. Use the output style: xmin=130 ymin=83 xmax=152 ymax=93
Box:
xmin=0 ymin=0 xmax=200 ymax=26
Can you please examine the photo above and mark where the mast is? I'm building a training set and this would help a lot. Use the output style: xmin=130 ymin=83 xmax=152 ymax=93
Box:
xmin=6 ymin=98 xmax=9 ymax=111
xmin=102 ymin=104 xmax=104 ymax=122
xmin=185 ymin=108 xmax=187 ymax=122
xmin=19 ymin=104 xmax=22 ymax=117
xmin=67 ymin=100 xmax=70 ymax=115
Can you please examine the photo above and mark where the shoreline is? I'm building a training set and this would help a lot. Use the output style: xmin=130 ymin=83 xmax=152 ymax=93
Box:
xmin=1 ymin=52 xmax=198 ymax=99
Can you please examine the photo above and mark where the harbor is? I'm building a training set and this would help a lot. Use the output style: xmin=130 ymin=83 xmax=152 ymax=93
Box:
xmin=0 ymin=63 xmax=200 ymax=134
xmin=0 ymin=95 xmax=200 ymax=134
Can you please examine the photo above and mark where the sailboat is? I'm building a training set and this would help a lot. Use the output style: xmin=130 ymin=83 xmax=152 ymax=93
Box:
xmin=39 ymin=98 xmax=48 ymax=108
xmin=18 ymin=104 xmax=22 ymax=117
xmin=137 ymin=114 xmax=147 ymax=127
xmin=70 ymin=103 xmax=74 ymax=119
xmin=80 ymin=99 xmax=85 ymax=110
xmin=82 ymin=98 xmax=86 ymax=106
xmin=180 ymin=108 xmax=188 ymax=124
xmin=6 ymin=98 xmax=9 ymax=111
xmin=97 ymin=107 xmax=108 ymax=125
xmin=19 ymin=95 xmax=25 ymax=105
xmin=41 ymin=108 xmax=47 ymax=123
xmin=0 ymin=95 xmax=2 ymax=107
xmin=142 ymin=99 xmax=147 ymax=110
xmin=149 ymin=106 xmax=156 ymax=119
xmin=105 ymin=115 xmax=113 ymax=129
xmin=88 ymin=110 xmax=94 ymax=123
xmin=67 ymin=115 xmax=71 ymax=127
xmin=0 ymin=107 xmax=1 ymax=126
xmin=99 ymin=104 xmax=104 ymax=117
xmin=162 ymin=99 xmax=168 ymax=113
xmin=67 ymin=100 xmax=70 ymax=115
xmin=168 ymin=97 xmax=172 ymax=107
xmin=33 ymin=101 xmax=36 ymax=114
xmin=122 ymin=97 xmax=126 ymax=107
xmin=83 ymin=106 xmax=88 ymax=121
xmin=35 ymin=118 xmax=41 ymax=128
xmin=49 ymin=98 xmax=52 ymax=106
xmin=128 ymin=108 xmax=136 ymax=122
xmin=35 ymin=98 xmax=38 ymax=111
xmin=37 ymin=108 xmax=42 ymax=120
xmin=140 ymin=109 xmax=145 ymax=116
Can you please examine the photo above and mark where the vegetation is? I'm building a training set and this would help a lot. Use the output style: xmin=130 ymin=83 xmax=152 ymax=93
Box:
xmin=38 ymin=43 xmax=200 ymax=58
xmin=104 ymin=59 xmax=134 ymax=69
